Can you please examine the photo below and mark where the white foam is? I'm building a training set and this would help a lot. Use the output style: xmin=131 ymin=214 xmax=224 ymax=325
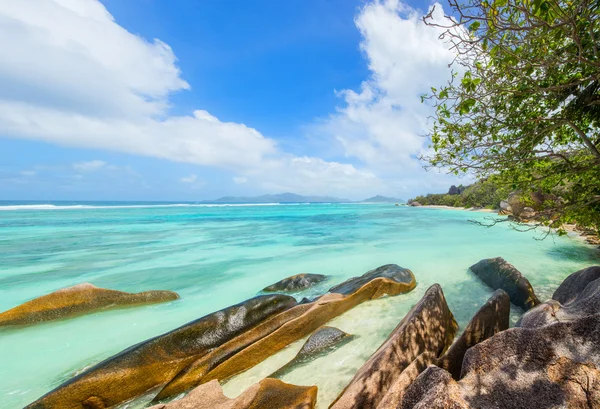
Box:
xmin=0 ymin=203 xmax=338 ymax=211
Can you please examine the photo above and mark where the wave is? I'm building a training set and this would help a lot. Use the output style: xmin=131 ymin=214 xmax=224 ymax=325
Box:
xmin=0 ymin=202 xmax=338 ymax=211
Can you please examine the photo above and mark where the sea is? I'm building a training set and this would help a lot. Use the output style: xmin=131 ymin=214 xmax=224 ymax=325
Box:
xmin=0 ymin=201 xmax=598 ymax=408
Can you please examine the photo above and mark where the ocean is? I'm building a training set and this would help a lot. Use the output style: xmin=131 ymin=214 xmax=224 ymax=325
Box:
xmin=0 ymin=202 xmax=598 ymax=408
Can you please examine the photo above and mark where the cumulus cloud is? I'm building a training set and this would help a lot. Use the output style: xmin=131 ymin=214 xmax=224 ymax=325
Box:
xmin=315 ymin=0 xmax=463 ymax=193
xmin=0 ymin=0 xmax=382 ymax=198
xmin=0 ymin=0 xmax=467 ymax=199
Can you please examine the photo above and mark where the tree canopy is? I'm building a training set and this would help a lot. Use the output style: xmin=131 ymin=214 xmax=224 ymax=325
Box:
xmin=423 ymin=0 xmax=600 ymax=232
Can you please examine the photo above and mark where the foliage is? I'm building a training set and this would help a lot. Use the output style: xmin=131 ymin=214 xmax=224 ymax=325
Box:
xmin=410 ymin=177 xmax=511 ymax=209
xmin=422 ymin=0 xmax=600 ymax=232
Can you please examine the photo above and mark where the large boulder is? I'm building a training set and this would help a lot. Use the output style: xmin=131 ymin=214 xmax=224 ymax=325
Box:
xmin=155 ymin=264 xmax=417 ymax=402
xmin=498 ymin=200 xmax=512 ymax=215
xmin=329 ymin=284 xmax=458 ymax=409
xmin=437 ymin=289 xmax=510 ymax=380
xmin=519 ymin=265 xmax=600 ymax=328
xmin=149 ymin=378 xmax=317 ymax=409
xmin=552 ymin=265 xmax=600 ymax=305
xmin=375 ymin=352 xmax=438 ymax=409
xmin=469 ymin=257 xmax=540 ymax=311
xmin=25 ymin=294 xmax=298 ymax=409
xmin=263 ymin=274 xmax=328 ymax=293
xmin=329 ymin=264 xmax=416 ymax=296
xmin=270 ymin=326 xmax=353 ymax=378
xmin=0 ymin=283 xmax=179 ymax=327
xmin=506 ymin=191 xmax=525 ymax=216
xmin=399 ymin=366 xmax=470 ymax=409
xmin=399 ymin=265 xmax=600 ymax=409
xmin=409 ymin=201 xmax=422 ymax=207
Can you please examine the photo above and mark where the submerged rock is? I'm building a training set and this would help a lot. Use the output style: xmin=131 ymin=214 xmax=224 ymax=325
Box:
xmin=437 ymin=289 xmax=510 ymax=380
xmin=0 ymin=283 xmax=179 ymax=327
xmin=330 ymin=284 xmax=458 ymax=409
xmin=25 ymin=294 xmax=297 ymax=409
xmin=263 ymin=274 xmax=328 ymax=292
xmin=149 ymin=378 xmax=317 ymax=409
xmin=329 ymin=264 xmax=416 ymax=296
xmin=469 ymin=257 xmax=540 ymax=311
xmin=156 ymin=265 xmax=417 ymax=401
xmin=399 ymin=265 xmax=600 ymax=409
xmin=270 ymin=326 xmax=354 ymax=378
xmin=198 ymin=269 xmax=417 ymax=386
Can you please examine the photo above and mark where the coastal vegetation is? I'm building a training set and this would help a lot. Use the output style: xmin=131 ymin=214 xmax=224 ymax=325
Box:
xmin=410 ymin=177 xmax=510 ymax=209
xmin=420 ymin=0 xmax=600 ymax=235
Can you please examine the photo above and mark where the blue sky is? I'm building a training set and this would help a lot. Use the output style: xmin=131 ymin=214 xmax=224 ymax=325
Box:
xmin=0 ymin=0 xmax=464 ymax=201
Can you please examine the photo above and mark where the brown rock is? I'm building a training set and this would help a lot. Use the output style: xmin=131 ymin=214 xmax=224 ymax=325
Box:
xmin=400 ymin=266 xmax=600 ymax=409
xmin=201 ymin=271 xmax=416 ymax=386
xmin=437 ymin=289 xmax=510 ymax=380
xmin=457 ymin=316 xmax=600 ymax=408
xmin=329 ymin=284 xmax=458 ymax=409
xmin=552 ymin=265 xmax=600 ymax=305
xmin=25 ymin=294 xmax=298 ymax=409
xmin=155 ymin=265 xmax=415 ymax=402
xmin=375 ymin=352 xmax=438 ymax=409
xmin=0 ymin=283 xmax=179 ymax=327
xmin=507 ymin=191 xmax=524 ymax=216
xmin=329 ymin=264 xmax=416 ymax=296
xmin=263 ymin=274 xmax=328 ymax=292
xmin=469 ymin=257 xmax=540 ymax=311
xmin=154 ymin=303 xmax=313 ymax=401
xmin=399 ymin=366 xmax=471 ymax=409
xmin=149 ymin=378 xmax=317 ymax=409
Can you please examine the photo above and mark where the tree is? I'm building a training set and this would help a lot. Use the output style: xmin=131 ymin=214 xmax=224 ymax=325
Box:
xmin=423 ymin=0 xmax=600 ymax=232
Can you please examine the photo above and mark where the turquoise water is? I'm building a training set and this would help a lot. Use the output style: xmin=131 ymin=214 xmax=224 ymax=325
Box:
xmin=0 ymin=203 xmax=598 ymax=408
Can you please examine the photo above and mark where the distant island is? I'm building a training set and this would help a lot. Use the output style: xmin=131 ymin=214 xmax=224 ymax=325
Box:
xmin=204 ymin=193 xmax=350 ymax=203
xmin=361 ymin=195 xmax=405 ymax=203
xmin=203 ymin=193 xmax=405 ymax=204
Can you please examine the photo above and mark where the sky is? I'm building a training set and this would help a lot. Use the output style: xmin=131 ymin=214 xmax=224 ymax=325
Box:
xmin=0 ymin=0 xmax=467 ymax=201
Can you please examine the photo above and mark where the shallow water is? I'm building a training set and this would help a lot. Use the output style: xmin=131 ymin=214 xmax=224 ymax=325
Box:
xmin=0 ymin=203 xmax=597 ymax=408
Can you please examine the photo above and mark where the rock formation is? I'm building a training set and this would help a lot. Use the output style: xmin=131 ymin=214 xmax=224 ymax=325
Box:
xmin=263 ymin=274 xmax=328 ymax=292
xmin=148 ymin=378 xmax=317 ymax=409
xmin=469 ymin=257 xmax=540 ymax=310
xmin=26 ymin=265 xmax=417 ymax=408
xmin=398 ymin=265 xmax=600 ymax=409
xmin=0 ymin=283 xmax=179 ymax=327
xmin=24 ymin=294 xmax=297 ymax=409
xmin=329 ymin=284 xmax=458 ymax=409
xmin=329 ymin=264 xmax=416 ymax=296
xmin=270 ymin=326 xmax=353 ymax=378
xmin=436 ymin=289 xmax=510 ymax=379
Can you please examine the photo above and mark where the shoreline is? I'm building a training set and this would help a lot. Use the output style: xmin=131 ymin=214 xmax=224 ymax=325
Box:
xmin=417 ymin=205 xmax=599 ymax=247
xmin=419 ymin=205 xmax=496 ymax=213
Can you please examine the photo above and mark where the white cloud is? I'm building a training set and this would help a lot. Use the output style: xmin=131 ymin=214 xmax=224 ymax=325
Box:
xmin=315 ymin=0 xmax=462 ymax=192
xmin=20 ymin=170 xmax=36 ymax=176
xmin=0 ymin=0 xmax=380 ymax=198
xmin=0 ymin=0 xmax=465 ymax=199
xmin=72 ymin=160 xmax=106 ymax=172
xmin=180 ymin=174 xmax=197 ymax=184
